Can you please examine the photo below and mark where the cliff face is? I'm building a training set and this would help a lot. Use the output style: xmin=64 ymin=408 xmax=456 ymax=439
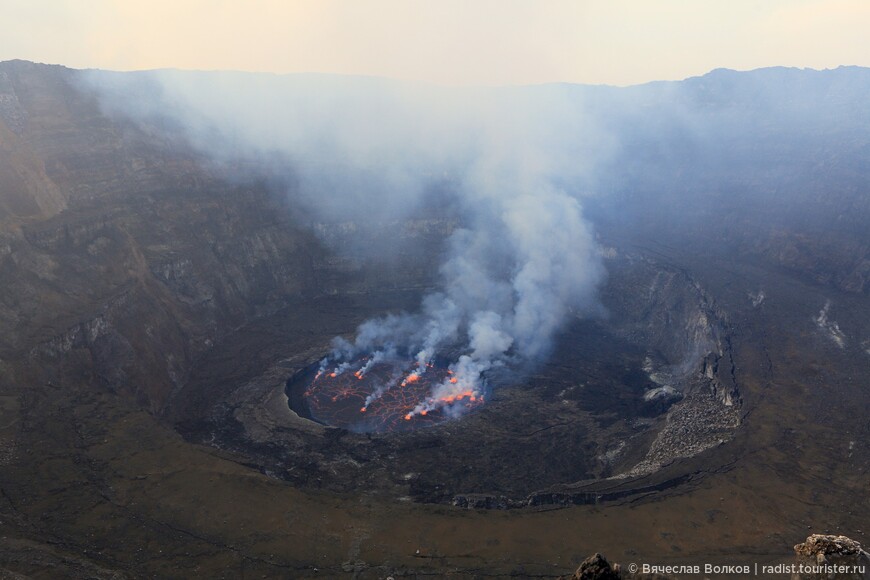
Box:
xmin=0 ymin=61 xmax=321 ymax=412
xmin=0 ymin=118 xmax=66 ymax=221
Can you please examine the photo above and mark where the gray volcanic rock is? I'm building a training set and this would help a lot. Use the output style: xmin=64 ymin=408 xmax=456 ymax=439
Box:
xmin=563 ymin=553 xmax=620 ymax=580
xmin=559 ymin=553 xmax=672 ymax=580
xmin=793 ymin=535 xmax=869 ymax=580
xmin=795 ymin=534 xmax=867 ymax=559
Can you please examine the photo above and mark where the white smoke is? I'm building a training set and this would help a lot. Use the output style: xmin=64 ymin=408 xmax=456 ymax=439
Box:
xmin=325 ymin=149 xmax=603 ymax=416
xmin=80 ymin=69 xmax=607 ymax=417
xmin=361 ymin=362 xmax=404 ymax=410
xmin=357 ymin=349 xmax=390 ymax=378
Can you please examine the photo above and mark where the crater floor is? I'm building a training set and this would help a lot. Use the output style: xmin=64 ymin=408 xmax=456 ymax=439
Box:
xmin=179 ymin=253 xmax=743 ymax=505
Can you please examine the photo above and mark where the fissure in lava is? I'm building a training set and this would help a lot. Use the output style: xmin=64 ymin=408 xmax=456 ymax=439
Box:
xmin=303 ymin=355 xmax=484 ymax=432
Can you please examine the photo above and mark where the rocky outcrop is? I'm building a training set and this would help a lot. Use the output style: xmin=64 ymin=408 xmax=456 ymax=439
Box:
xmin=793 ymin=534 xmax=869 ymax=579
xmin=559 ymin=553 xmax=674 ymax=580
xmin=0 ymin=69 xmax=28 ymax=134
xmin=561 ymin=553 xmax=620 ymax=580
xmin=598 ymin=257 xmax=741 ymax=478
xmin=701 ymin=350 xmax=739 ymax=407
xmin=604 ymin=256 xmax=737 ymax=398
xmin=0 ymin=110 xmax=66 ymax=222
xmin=795 ymin=534 xmax=867 ymax=560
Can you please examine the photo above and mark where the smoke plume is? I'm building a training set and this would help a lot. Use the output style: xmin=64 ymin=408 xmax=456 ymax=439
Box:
xmin=81 ymin=69 xmax=606 ymax=417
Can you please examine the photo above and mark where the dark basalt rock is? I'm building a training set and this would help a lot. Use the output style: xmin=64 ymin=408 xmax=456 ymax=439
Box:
xmin=562 ymin=553 xmax=620 ymax=580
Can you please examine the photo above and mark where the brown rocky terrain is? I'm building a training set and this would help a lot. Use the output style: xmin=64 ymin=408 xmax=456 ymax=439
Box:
xmin=0 ymin=60 xmax=868 ymax=578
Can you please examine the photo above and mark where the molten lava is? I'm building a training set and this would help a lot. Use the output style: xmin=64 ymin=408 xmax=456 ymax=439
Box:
xmin=302 ymin=355 xmax=484 ymax=432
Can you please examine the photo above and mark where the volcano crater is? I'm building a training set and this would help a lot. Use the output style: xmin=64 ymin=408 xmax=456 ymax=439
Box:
xmin=175 ymin=253 xmax=742 ymax=505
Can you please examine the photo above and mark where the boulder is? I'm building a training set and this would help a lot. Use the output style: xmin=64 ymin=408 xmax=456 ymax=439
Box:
xmin=794 ymin=534 xmax=865 ymax=559
xmin=564 ymin=553 xmax=620 ymax=580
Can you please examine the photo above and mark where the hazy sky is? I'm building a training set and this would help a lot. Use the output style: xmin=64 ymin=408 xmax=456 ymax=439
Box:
xmin=2 ymin=0 xmax=868 ymax=86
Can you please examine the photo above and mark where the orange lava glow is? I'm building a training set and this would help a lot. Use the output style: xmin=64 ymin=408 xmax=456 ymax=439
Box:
xmin=303 ymin=355 xmax=484 ymax=432
xmin=439 ymin=391 xmax=475 ymax=404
